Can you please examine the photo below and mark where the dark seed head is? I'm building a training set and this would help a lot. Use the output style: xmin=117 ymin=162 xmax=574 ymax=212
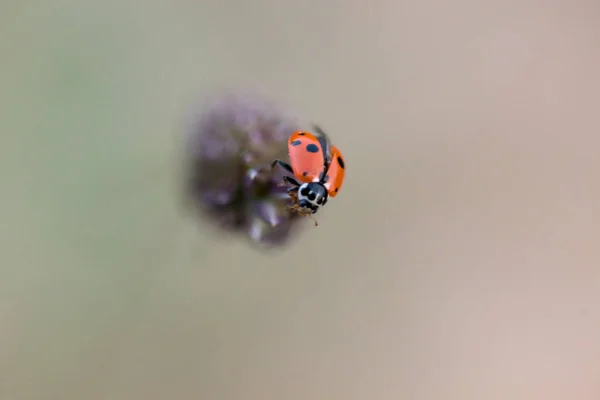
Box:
xmin=183 ymin=92 xmax=304 ymax=246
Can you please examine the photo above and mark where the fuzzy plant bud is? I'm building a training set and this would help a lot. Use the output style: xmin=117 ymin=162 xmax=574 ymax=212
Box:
xmin=184 ymin=93 xmax=303 ymax=246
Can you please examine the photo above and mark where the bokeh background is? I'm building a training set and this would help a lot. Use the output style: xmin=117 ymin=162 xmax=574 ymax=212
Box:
xmin=2 ymin=0 xmax=600 ymax=399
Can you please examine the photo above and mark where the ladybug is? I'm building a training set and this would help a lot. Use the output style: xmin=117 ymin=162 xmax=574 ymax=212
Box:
xmin=272 ymin=125 xmax=346 ymax=224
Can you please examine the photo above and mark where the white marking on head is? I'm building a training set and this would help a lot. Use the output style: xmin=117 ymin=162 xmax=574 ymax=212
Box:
xmin=297 ymin=182 xmax=328 ymax=212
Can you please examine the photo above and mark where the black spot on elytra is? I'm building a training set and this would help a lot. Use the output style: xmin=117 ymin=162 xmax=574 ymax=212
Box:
xmin=306 ymin=144 xmax=319 ymax=153
xmin=298 ymin=133 xmax=306 ymax=136
xmin=337 ymin=156 xmax=345 ymax=169
xmin=302 ymin=171 xmax=308 ymax=176
xmin=308 ymin=192 xmax=316 ymax=201
xmin=300 ymin=187 xmax=310 ymax=196
xmin=335 ymin=188 xmax=339 ymax=192
xmin=291 ymin=140 xmax=302 ymax=146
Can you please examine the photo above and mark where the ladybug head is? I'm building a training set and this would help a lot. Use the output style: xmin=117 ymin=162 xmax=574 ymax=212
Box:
xmin=297 ymin=182 xmax=328 ymax=214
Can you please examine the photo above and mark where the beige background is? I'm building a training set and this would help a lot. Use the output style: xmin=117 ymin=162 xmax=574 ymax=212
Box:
xmin=2 ymin=0 xmax=600 ymax=399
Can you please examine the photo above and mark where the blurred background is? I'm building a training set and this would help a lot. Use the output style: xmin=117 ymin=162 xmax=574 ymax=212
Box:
xmin=2 ymin=0 xmax=600 ymax=399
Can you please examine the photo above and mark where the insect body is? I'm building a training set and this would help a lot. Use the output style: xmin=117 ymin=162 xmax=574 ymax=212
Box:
xmin=272 ymin=126 xmax=346 ymax=224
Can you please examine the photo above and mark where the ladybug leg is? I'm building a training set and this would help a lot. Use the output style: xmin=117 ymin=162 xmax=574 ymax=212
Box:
xmin=282 ymin=176 xmax=300 ymax=187
xmin=277 ymin=175 xmax=300 ymax=191
xmin=283 ymin=177 xmax=300 ymax=197
xmin=271 ymin=159 xmax=294 ymax=174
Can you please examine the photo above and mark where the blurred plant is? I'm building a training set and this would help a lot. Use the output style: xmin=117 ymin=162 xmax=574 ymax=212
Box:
xmin=184 ymin=93 xmax=303 ymax=246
